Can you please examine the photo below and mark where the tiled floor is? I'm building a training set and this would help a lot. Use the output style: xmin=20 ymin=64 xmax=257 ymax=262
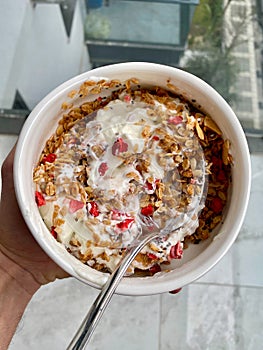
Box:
xmin=1 ymin=135 xmax=263 ymax=350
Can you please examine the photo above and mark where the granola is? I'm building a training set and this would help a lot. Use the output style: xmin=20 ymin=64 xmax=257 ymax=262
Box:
xmin=33 ymin=78 xmax=232 ymax=275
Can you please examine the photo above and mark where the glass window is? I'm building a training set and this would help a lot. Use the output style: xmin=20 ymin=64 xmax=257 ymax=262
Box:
xmin=234 ymin=41 xmax=249 ymax=54
xmin=85 ymin=1 xmax=181 ymax=45
xmin=237 ymin=96 xmax=253 ymax=113
xmin=236 ymin=57 xmax=250 ymax=72
xmin=231 ymin=3 xmax=247 ymax=18
xmin=235 ymin=76 xmax=252 ymax=92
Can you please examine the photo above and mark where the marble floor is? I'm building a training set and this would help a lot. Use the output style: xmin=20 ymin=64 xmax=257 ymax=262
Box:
xmin=1 ymin=134 xmax=263 ymax=350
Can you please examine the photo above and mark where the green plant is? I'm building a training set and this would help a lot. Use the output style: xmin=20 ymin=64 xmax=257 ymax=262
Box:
xmin=184 ymin=0 xmax=252 ymax=103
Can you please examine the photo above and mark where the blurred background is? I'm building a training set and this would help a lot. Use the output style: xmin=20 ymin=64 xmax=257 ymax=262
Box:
xmin=1 ymin=1 xmax=263 ymax=349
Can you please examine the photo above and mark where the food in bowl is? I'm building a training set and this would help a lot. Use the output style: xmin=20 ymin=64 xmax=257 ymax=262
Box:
xmin=33 ymin=77 xmax=232 ymax=276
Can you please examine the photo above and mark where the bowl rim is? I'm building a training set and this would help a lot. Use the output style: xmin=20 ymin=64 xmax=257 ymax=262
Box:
xmin=14 ymin=62 xmax=251 ymax=295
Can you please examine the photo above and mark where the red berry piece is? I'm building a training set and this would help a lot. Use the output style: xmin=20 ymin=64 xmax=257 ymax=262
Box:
xmin=217 ymin=170 xmax=226 ymax=182
xmin=124 ymin=94 xmax=131 ymax=103
xmin=212 ymin=156 xmax=222 ymax=168
xmin=42 ymin=153 xmax=56 ymax=164
xmin=69 ymin=199 xmax=84 ymax=214
xmin=145 ymin=181 xmax=153 ymax=191
xmin=169 ymin=242 xmax=183 ymax=259
xmin=211 ymin=197 xmax=223 ymax=214
xmin=112 ymin=137 xmax=128 ymax=156
xmin=147 ymin=253 xmax=158 ymax=260
xmin=149 ymin=264 xmax=161 ymax=275
xmin=35 ymin=191 xmax=46 ymax=207
xmin=51 ymin=226 xmax=57 ymax=239
xmin=168 ymin=115 xmax=183 ymax=125
xmin=211 ymin=156 xmax=223 ymax=175
xmin=141 ymin=205 xmax=154 ymax=216
xmin=111 ymin=209 xmax=121 ymax=220
xmin=169 ymin=288 xmax=182 ymax=295
xmin=145 ymin=179 xmax=160 ymax=192
xmin=88 ymin=201 xmax=100 ymax=217
xmin=98 ymin=162 xmax=108 ymax=176
xmin=152 ymin=135 xmax=160 ymax=141
xmin=116 ymin=218 xmax=134 ymax=232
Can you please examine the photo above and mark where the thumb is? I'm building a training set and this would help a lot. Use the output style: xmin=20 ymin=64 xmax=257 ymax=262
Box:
xmin=1 ymin=145 xmax=16 ymax=199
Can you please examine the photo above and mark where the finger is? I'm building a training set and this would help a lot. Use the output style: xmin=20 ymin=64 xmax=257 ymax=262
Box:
xmin=0 ymin=144 xmax=24 ymax=226
xmin=1 ymin=144 xmax=16 ymax=194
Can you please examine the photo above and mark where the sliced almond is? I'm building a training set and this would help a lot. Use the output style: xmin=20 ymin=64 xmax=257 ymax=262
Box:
xmin=195 ymin=120 xmax=205 ymax=140
xmin=204 ymin=116 xmax=222 ymax=135
xmin=222 ymin=139 xmax=230 ymax=165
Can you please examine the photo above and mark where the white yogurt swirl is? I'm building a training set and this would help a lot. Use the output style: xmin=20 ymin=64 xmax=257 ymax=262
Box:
xmin=35 ymin=85 xmax=207 ymax=274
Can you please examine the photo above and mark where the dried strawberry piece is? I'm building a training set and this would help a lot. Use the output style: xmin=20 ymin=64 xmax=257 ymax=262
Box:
xmin=211 ymin=156 xmax=223 ymax=172
xmin=169 ymin=288 xmax=182 ymax=295
xmin=169 ymin=242 xmax=183 ymax=259
xmin=147 ymin=253 xmax=158 ymax=260
xmin=98 ymin=162 xmax=108 ymax=176
xmin=152 ymin=135 xmax=160 ymax=141
xmin=35 ymin=191 xmax=46 ymax=207
xmin=168 ymin=115 xmax=183 ymax=125
xmin=212 ymin=155 xmax=222 ymax=167
xmin=124 ymin=94 xmax=131 ymax=103
xmin=112 ymin=137 xmax=128 ymax=156
xmin=69 ymin=199 xmax=84 ymax=214
xmin=149 ymin=264 xmax=161 ymax=275
xmin=51 ymin=226 xmax=57 ymax=239
xmin=111 ymin=209 xmax=121 ymax=220
xmin=211 ymin=197 xmax=223 ymax=214
xmin=88 ymin=201 xmax=100 ymax=217
xmin=217 ymin=170 xmax=226 ymax=182
xmin=145 ymin=179 xmax=160 ymax=192
xmin=145 ymin=181 xmax=153 ymax=191
xmin=141 ymin=205 xmax=154 ymax=216
xmin=116 ymin=218 xmax=134 ymax=231
xmin=42 ymin=153 xmax=56 ymax=164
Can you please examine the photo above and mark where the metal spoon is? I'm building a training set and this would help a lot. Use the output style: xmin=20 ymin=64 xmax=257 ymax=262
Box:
xmin=66 ymin=217 xmax=181 ymax=350
xmin=67 ymin=140 xmax=207 ymax=349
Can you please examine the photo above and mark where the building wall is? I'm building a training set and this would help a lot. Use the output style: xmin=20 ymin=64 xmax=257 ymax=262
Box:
xmin=224 ymin=0 xmax=262 ymax=129
xmin=0 ymin=0 xmax=91 ymax=110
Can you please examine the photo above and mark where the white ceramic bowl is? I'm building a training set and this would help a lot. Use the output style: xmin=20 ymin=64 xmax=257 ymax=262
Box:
xmin=14 ymin=62 xmax=251 ymax=295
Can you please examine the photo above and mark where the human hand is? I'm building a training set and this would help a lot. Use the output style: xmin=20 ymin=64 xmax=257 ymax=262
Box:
xmin=0 ymin=145 xmax=68 ymax=287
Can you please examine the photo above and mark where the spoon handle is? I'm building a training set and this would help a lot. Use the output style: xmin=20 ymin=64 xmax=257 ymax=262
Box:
xmin=67 ymin=231 xmax=158 ymax=350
